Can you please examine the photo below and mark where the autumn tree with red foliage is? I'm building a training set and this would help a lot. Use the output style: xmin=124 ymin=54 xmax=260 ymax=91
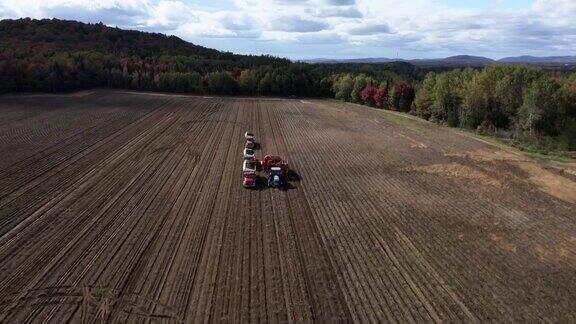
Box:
xmin=390 ymin=80 xmax=415 ymax=111
xmin=374 ymin=83 xmax=388 ymax=108
xmin=361 ymin=85 xmax=377 ymax=106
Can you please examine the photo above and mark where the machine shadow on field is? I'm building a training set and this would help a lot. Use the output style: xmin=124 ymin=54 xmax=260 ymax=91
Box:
xmin=250 ymin=170 xmax=302 ymax=191
xmin=286 ymin=170 xmax=301 ymax=182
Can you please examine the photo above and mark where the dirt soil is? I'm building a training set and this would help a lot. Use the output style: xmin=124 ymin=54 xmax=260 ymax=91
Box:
xmin=0 ymin=91 xmax=575 ymax=322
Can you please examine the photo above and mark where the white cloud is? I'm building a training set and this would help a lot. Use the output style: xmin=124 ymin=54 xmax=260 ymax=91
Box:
xmin=146 ymin=1 xmax=197 ymax=28
xmin=296 ymin=31 xmax=344 ymax=44
xmin=323 ymin=0 xmax=355 ymax=5
xmin=533 ymin=0 xmax=576 ymax=17
xmin=347 ymin=22 xmax=390 ymax=35
xmin=0 ymin=0 xmax=575 ymax=58
xmin=313 ymin=6 xmax=362 ymax=18
xmin=271 ymin=15 xmax=329 ymax=32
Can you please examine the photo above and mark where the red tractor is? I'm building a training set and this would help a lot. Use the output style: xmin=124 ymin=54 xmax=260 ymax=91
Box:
xmin=260 ymin=155 xmax=289 ymax=172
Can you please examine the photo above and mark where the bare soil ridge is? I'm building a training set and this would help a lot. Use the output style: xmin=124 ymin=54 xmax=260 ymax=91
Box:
xmin=0 ymin=91 xmax=574 ymax=322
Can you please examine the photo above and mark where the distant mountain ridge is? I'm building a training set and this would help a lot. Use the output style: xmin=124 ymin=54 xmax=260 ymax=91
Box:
xmin=410 ymin=55 xmax=495 ymax=67
xmin=303 ymin=55 xmax=576 ymax=67
xmin=498 ymin=55 xmax=576 ymax=63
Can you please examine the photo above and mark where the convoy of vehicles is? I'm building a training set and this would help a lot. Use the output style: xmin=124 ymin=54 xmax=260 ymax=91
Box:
xmin=241 ymin=131 xmax=290 ymax=189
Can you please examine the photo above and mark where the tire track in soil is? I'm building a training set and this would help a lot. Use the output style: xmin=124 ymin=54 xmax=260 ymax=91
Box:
xmin=277 ymin=101 xmax=465 ymax=322
xmin=0 ymin=98 xmax=176 ymax=241
xmin=1 ymin=97 xmax=220 ymax=322
xmin=0 ymin=99 xmax=197 ymax=322
xmin=49 ymin=99 xmax=218 ymax=323
xmin=257 ymin=101 xmax=297 ymax=322
xmin=283 ymin=100 xmax=575 ymax=322
xmin=0 ymin=94 xmax=159 ymax=186
xmin=276 ymin=101 xmax=390 ymax=321
xmin=265 ymin=101 xmax=353 ymax=322
xmin=0 ymin=95 xmax=162 ymax=200
xmin=321 ymin=102 xmax=576 ymax=321
xmin=0 ymin=98 xmax=182 ymax=260
xmin=207 ymin=100 xmax=251 ymax=322
xmin=107 ymin=100 xmax=224 ymax=323
xmin=123 ymin=99 xmax=225 ymax=321
xmin=174 ymin=99 xmax=243 ymax=322
xmin=58 ymin=99 xmax=225 ymax=323
xmin=248 ymin=99 xmax=270 ymax=323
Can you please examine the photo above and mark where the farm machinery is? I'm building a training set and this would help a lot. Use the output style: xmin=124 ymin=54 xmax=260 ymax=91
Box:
xmin=245 ymin=132 xmax=255 ymax=149
xmin=267 ymin=167 xmax=286 ymax=188
xmin=241 ymin=132 xmax=291 ymax=189
xmin=261 ymin=155 xmax=289 ymax=172
xmin=261 ymin=155 xmax=289 ymax=188
xmin=243 ymin=171 xmax=257 ymax=188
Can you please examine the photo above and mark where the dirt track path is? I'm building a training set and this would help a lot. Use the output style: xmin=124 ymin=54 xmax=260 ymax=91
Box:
xmin=0 ymin=91 xmax=575 ymax=322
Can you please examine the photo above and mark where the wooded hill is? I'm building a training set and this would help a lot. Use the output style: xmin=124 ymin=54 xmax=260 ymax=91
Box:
xmin=0 ymin=18 xmax=419 ymax=96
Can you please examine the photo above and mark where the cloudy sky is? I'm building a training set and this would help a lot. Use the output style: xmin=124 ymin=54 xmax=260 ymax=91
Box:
xmin=0 ymin=0 xmax=575 ymax=59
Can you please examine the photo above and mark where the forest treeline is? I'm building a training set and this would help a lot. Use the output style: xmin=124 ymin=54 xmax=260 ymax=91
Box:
xmin=1 ymin=18 xmax=575 ymax=152
xmin=412 ymin=66 xmax=576 ymax=152
xmin=0 ymin=18 xmax=418 ymax=97
xmin=333 ymin=66 xmax=576 ymax=152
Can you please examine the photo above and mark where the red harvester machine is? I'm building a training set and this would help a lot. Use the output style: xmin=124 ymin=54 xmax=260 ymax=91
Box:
xmin=260 ymin=155 xmax=289 ymax=172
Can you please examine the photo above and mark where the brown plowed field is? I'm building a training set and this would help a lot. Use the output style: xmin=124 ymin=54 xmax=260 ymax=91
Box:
xmin=0 ymin=91 xmax=575 ymax=323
